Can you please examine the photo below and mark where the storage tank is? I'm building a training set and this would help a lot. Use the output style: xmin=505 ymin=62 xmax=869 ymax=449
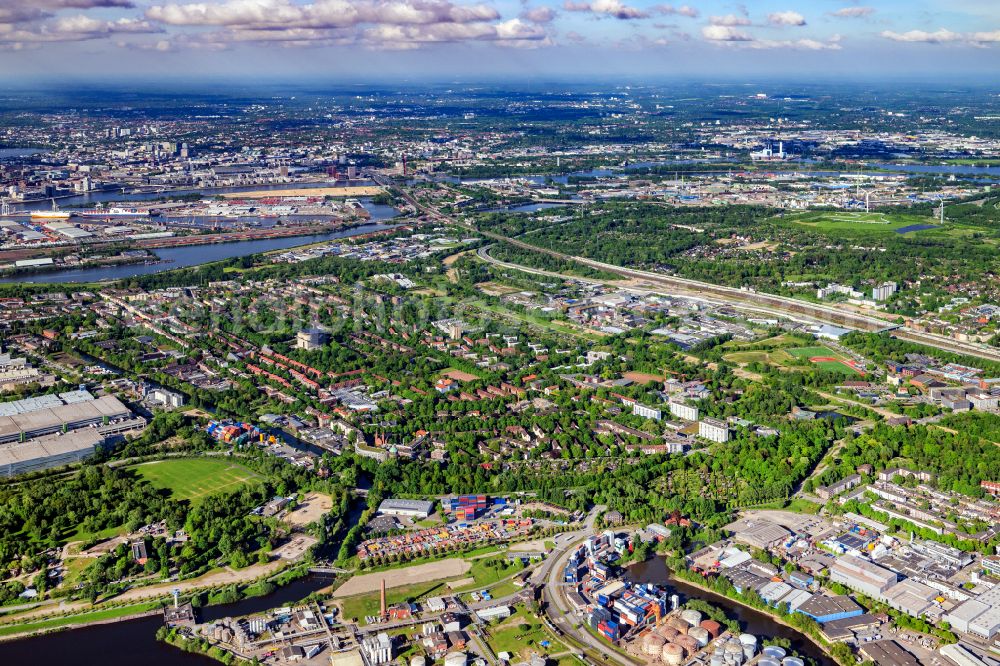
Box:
xmin=763 ymin=646 xmax=787 ymax=659
xmin=411 ymin=657 xmax=427 ymax=666
xmin=667 ymin=617 xmax=690 ymax=634
xmin=680 ymin=609 xmax=703 ymax=626
xmin=724 ymin=641 xmax=745 ymax=665
xmin=782 ymin=658 xmax=805 ymax=666
xmin=700 ymin=619 xmax=722 ymax=638
xmin=675 ymin=634 xmax=699 ymax=656
xmin=738 ymin=633 xmax=757 ymax=658
xmin=661 ymin=643 xmax=685 ymax=666
xmin=670 ymin=594 xmax=680 ymax=611
xmin=656 ymin=625 xmax=680 ymax=641
xmin=688 ymin=627 xmax=710 ymax=648
xmin=756 ymin=659 xmax=781 ymax=666
xmin=642 ymin=633 xmax=667 ymax=656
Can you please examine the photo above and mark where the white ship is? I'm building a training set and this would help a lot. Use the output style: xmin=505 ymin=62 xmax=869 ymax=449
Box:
xmin=31 ymin=199 xmax=72 ymax=220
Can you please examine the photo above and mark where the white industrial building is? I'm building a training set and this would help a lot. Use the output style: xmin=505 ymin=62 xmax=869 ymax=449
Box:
xmin=829 ymin=555 xmax=898 ymax=599
xmin=475 ymin=605 xmax=511 ymax=622
xmin=0 ymin=394 xmax=133 ymax=445
xmin=948 ymin=600 xmax=992 ymax=635
xmin=377 ymin=498 xmax=434 ymax=519
xmin=0 ymin=429 xmax=106 ymax=477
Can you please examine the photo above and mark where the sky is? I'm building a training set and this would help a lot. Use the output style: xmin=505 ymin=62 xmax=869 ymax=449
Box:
xmin=0 ymin=0 xmax=998 ymax=80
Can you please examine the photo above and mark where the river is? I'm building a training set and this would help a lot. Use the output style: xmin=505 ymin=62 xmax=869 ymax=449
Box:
xmin=15 ymin=180 xmax=382 ymax=212
xmin=627 ymin=556 xmax=834 ymax=666
xmin=0 ymin=574 xmax=336 ymax=666
xmin=3 ymin=202 xmax=398 ymax=284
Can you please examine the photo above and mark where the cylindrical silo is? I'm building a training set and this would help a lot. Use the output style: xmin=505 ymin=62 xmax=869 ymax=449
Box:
xmin=688 ymin=626 xmax=710 ymax=648
xmin=662 ymin=643 xmax=685 ymax=666
xmin=680 ymin=609 xmax=703 ymax=626
xmin=643 ymin=633 xmax=666 ymax=656
xmin=763 ymin=645 xmax=787 ymax=659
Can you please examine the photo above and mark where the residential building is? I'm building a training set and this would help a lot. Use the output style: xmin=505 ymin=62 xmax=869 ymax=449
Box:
xmin=669 ymin=399 xmax=699 ymax=422
xmin=633 ymin=403 xmax=661 ymax=420
xmin=698 ymin=417 xmax=730 ymax=443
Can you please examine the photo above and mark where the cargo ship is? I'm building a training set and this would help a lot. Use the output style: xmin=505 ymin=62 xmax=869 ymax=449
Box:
xmin=77 ymin=207 xmax=154 ymax=218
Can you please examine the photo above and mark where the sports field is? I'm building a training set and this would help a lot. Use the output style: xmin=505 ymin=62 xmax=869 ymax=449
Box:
xmin=133 ymin=458 xmax=260 ymax=504
xmin=787 ymin=346 xmax=863 ymax=376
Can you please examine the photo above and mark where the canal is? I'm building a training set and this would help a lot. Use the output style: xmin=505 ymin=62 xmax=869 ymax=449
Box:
xmin=4 ymin=202 xmax=397 ymax=284
xmin=0 ymin=574 xmax=336 ymax=666
xmin=628 ymin=556 xmax=835 ymax=666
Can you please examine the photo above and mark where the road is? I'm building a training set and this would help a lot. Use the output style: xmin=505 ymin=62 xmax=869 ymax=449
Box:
xmin=380 ymin=175 xmax=1000 ymax=366
xmin=528 ymin=507 xmax=640 ymax=666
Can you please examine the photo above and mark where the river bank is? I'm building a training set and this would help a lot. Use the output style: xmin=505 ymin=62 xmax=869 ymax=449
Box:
xmin=1 ymin=219 xmax=397 ymax=284
xmin=627 ymin=556 xmax=836 ymax=666
xmin=0 ymin=572 xmax=336 ymax=664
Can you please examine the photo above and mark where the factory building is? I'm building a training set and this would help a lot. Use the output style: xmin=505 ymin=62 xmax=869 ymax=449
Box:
xmin=0 ymin=395 xmax=133 ymax=445
xmin=0 ymin=430 xmax=106 ymax=477
xmin=377 ymin=498 xmax=434 ymax=519
xmin=829 ymin=555 xmax=898 ymax=599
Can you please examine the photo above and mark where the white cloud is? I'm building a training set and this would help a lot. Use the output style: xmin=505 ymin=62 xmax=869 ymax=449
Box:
xmin=0 ymin=14 xmax=159 ymax=44
xmin=519 ymin=6 xmax=555 ymax=23
xmin=141 ymin=0 xmax=555 ymax=51
xmin=702 ymin=24 xmax=751 ymax=41
xmin=563 ymin=0 xmax=649 ymax=20
xmin=880 ymin=28 xmax=1000 ymax=46
xmin=708 ymin=14 xmax=750 ymax=27
xmin=651 ymin=4 xmax=698 ymax=19
xmin=767 ymin=10 xmax=805 ymax=27
xmin=830 ymin=6 xmax=874 ymax=18
xmin=147 ymin=0 xmax=501 ymax=29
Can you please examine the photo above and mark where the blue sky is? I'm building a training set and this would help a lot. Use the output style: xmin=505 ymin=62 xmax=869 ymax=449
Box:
xmin=0 ymin=0 xmax=997 ymax=79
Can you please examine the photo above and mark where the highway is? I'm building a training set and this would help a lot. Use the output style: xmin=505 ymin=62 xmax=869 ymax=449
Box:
xmin=379 ymin=174 xmax=1000 ymax=366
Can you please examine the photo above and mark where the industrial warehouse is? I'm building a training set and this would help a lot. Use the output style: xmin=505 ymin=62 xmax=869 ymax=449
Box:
xmin=0 ymin=391 xmax=144 ymax=476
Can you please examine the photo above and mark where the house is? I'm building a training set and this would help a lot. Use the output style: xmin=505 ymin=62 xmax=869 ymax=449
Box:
xmin=130 ymin=539 xmax=148 ymax=565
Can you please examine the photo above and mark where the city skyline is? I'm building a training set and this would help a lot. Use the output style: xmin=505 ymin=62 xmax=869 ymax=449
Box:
xmin=0 ymin=0 xmax=998 ymax=79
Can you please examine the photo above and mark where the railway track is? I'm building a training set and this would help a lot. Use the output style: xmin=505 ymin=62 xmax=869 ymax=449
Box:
xmin=381 ymin=175 xmax=1000 ymax=366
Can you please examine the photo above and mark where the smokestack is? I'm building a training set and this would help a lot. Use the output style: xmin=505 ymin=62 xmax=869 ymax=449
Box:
xmin=380 ymin=578 xmax=387 ymax=618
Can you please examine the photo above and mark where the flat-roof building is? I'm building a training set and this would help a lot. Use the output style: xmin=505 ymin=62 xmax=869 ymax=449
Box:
xmin=377 ymin=498 xmax=434 ymax=519
xmin=0 ymin=395 xmax=131 ymax=444
xmin=796 ymin=594 xmax=864 ymax=623
xmin=0 ymin=429 xmax=106 ymax=477
xmin=947 ymin=599 xmax=990 ymax=634
xmin=699 ymin=417 xmax=730 ymax=443
xmin=830 ymin=555 xmax=898 ymax=599
xmin=858 ymin=640 xmax=919 ymax=666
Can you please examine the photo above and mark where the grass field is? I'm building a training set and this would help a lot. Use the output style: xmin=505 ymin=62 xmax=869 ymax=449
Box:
xmin=338 ymin=580 xmax=452 ymax=622
xmin=0 ymin=601 xmax=162 ymax=638
xmin=785 ymin=346 xmax=836 ymax=359
xmin=132 ymin=458 xmax=260 ymax=505
xmin=781 ymin=211 xmax=945 ymax=237
xmin=487 ymin=607 xmax=567 ymax=660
